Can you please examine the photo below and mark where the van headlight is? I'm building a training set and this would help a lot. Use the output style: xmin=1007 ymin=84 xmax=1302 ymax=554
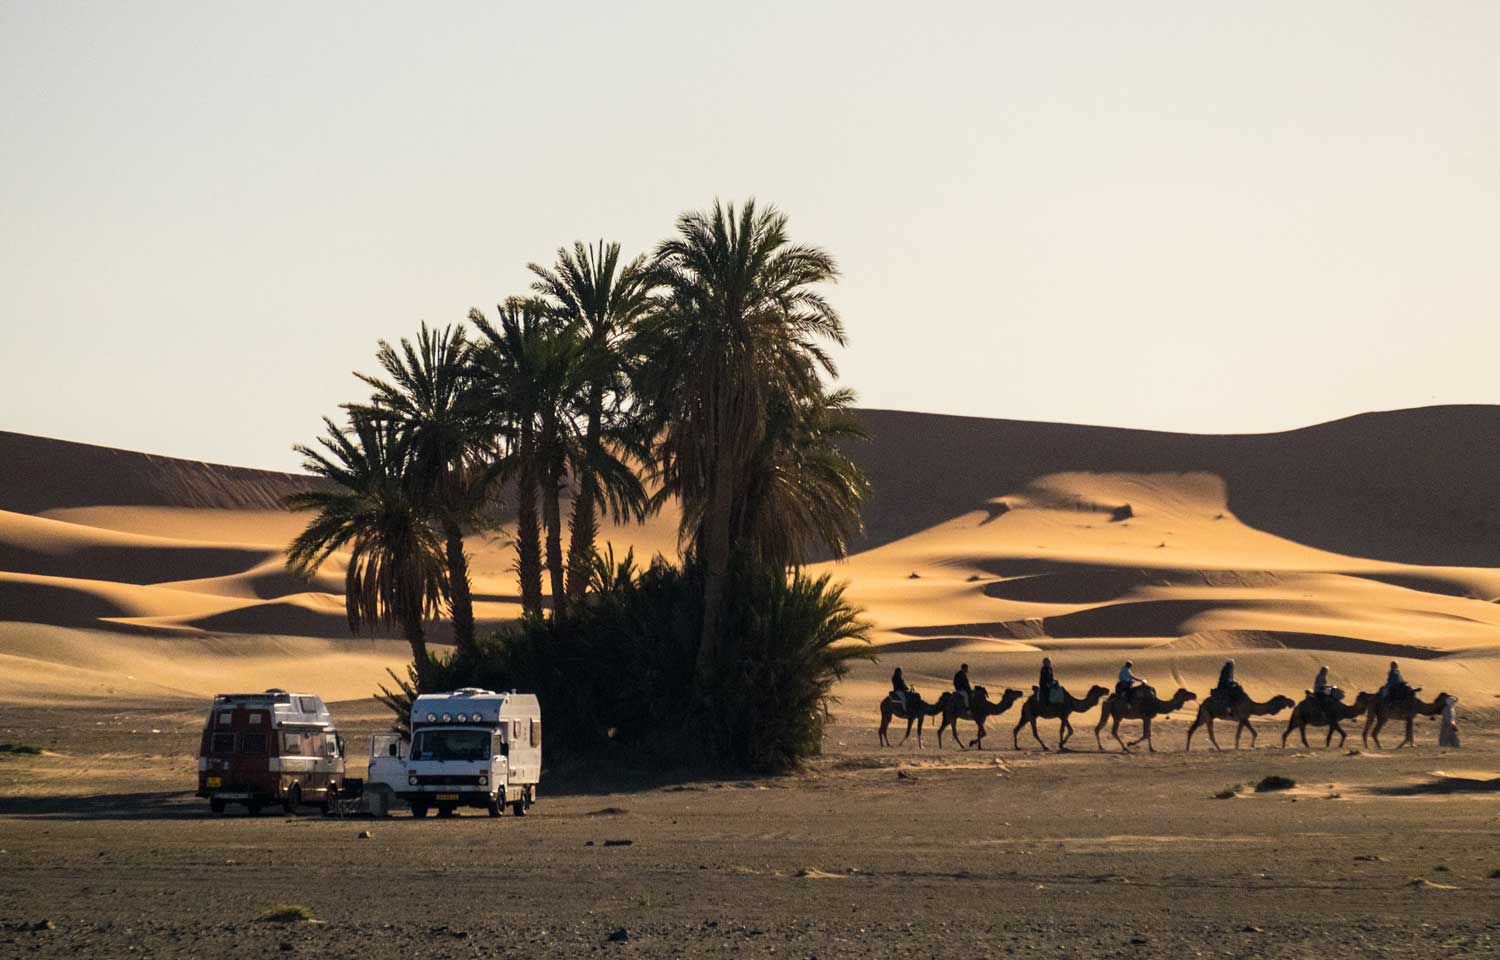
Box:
xmin=478 ymin=772 xmax=488 ymax=786
xmin=408 ymin=774 xmax=418 ymax=786
xmin=442 ymin=713 xmax=452 ymax=723
xmin=426 ymin=713 xmax=436 ymax=722
xmin=456 ymin=713 xmax=467 ymax=723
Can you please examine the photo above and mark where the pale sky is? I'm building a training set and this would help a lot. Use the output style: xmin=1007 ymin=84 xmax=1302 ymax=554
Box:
xmin=3 ymin=2 xmax=1497 ymax=471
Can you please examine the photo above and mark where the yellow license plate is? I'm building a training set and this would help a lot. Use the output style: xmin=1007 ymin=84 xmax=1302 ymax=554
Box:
xmin=436 ymin=793 xmax=459 ymax=801
xmin=205 ymin=776 xmax=222 ymax=788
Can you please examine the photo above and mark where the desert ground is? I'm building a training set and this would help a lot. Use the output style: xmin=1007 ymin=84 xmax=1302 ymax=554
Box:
xmin=3 ymin=408 xmax=1500 ymax=956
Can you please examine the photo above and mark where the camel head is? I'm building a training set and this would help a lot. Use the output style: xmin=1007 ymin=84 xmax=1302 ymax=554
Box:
xmin=998 ymin=687 xmax=1025 ymax=712
xmin=1084 ymin=684 xmax=1110 ymax=704
xmin=1351 ymin=690 xmax=1376 ymax=710
xmin=1422 ymin=692 xmax=1453 ymax=714
xmin=1267 ymin=694 xmax=1296 ymax=714
xmin=1168 ymin=687 xmax=1198 ymax=710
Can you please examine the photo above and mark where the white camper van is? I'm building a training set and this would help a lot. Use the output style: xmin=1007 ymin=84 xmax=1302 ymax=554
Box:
xmin=368 ymin=688 xmax=540 ymax=818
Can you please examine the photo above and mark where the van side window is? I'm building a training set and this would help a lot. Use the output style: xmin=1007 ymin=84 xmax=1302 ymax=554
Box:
xmin=530 ymin=720 xmax=540 ymax=748
xmin=282 ymin=733 xmax=303 ymax=755
xmin=298 ymin=697 xmax=318 ymax=714
xmin=217 ymin=712 xmax=233 ymax=726
xmin=211 ymin=733 xmax=234 ymax=753
xmin=248 ymin=714 xmax=263 ymax=725
xmin=240 ymin=733 xmax=267 ymax=754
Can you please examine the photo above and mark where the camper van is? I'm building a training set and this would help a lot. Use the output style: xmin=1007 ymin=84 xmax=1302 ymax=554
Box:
xmin=196 ymin=689 xmax=345 ymax=815
xmin=367 ymin=688 xmax=540 ymax=818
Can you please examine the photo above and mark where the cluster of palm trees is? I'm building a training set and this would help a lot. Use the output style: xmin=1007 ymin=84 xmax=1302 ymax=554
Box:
xmin=286 ymin=199 xmax=870 ymax=691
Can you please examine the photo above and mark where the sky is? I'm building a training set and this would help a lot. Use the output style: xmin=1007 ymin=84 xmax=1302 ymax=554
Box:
xmin=3 ymin=2 xmax=1498 ymax=471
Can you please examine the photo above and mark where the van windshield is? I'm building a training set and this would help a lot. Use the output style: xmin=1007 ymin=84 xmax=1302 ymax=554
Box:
xmin=410 ymin=729 xmax=490 ymax=763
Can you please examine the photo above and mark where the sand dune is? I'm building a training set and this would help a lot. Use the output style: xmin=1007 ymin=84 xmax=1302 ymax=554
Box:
xmin=3 ymin=410 xmax=1499 ymax=712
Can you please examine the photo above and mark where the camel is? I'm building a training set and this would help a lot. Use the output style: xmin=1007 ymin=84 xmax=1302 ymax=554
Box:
xmin=1012 ymin=684 xmax=1110 ymax=751
xmin=1185 ymin=690 xmax=1296 ymax=750
xmin=877 ymin=689 xmax=943 ymax=747
xmin=1280 ymin=690 xmax=1375 ymax=749
xmin=1362 ymin=690 xmax=1451 ymax=749
xmin=1093 ymin=686 xmax=1197 ymax=753
xmin=933 ymin=686 xmax=1025 ymax=750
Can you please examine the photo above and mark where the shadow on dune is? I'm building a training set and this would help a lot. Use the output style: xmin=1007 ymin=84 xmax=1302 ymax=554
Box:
xmin=848 ymin=406 xmax=1500 ymax=567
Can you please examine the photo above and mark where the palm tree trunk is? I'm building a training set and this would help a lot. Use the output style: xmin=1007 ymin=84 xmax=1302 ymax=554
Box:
xmin=540 ymin=413 xmax=567 ymax=621
xmin=443 ymin=521 xmax=476 ymax=658
xmin=697 ymin=414 xmax=737 ymax=682
xmin=515 ymin=425 xmax=544 ymax=618
xmin=564 ymin=384 xmax=605 ymax=603
xmin=403 ymin=616 xmax=431 ymax=692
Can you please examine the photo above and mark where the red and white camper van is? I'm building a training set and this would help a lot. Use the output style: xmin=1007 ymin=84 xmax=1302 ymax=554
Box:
xmin=196 ymin=689 xmax=345 ymax=815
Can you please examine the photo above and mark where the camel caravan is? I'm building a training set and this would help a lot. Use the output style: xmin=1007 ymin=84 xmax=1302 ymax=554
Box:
xmin=878 ymin=659 xmax=1459 ymax=753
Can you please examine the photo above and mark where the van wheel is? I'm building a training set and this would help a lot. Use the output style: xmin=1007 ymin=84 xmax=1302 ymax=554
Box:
xmin=487 ymin=800 xmax=501 ymax=817
xmin=410 ymin=803 xmax=429 ymax=818
xmin=437 ymin=806 xmax=455 ymax=818
xmin=511 ymin=799 xmax=526 ymax=817
xmin=283 ymin=784 xmax=302 ymax=816
xmin=209 ymin=798 xmax=226 ymax=815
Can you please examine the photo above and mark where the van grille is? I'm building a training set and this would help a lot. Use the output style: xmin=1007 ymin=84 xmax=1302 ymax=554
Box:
xmin=414 ymin=775 xmax=482 ymax=786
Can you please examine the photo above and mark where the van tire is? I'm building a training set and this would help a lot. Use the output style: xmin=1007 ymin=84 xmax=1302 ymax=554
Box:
xmin=487 ymin=800 xmax=501 ymax=817
xmin=209 ymin=798 xmax=226 ymax=815
xmin=511 ymin=799 xmax=526 ymax=816
xmin=437 ymin=806 xmax=455 ymax=818
xmin=283 ymin=784 xmax=302 ymax=815
xmin=410 ymin=803 xmax=429 ymax=818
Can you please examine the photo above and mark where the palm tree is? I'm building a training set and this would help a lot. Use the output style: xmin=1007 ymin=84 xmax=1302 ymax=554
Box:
xmin=350 ymin=322 xmax=485 ymax=658
xmin=529 ymin=241 xmax=654 ymax=606
xmin=285 ymin=413 xmax=448 ymax=689
xmin=730 ymin=385 xmax=870 ymax=569
xmin=636 ymin=198 xmax=846 ymax=678
xmin=468 ymin=298 xmax=583 ymax=619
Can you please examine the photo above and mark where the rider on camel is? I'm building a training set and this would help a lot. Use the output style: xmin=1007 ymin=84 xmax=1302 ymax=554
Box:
xmin=891 ymin=667 xmax=909 ymax=710
xmin=953 ymin=663 xmax=972 ymax=708
xmin=1214 ymin=658 xmax=1242 ymax=702
xmin=1313 ymin=665 xmax=1334 ymax=702
xmin=1038 ymin=657 xmax=1059 ymax=705
xmin=1381 ymin=661 xmax=1411 ymax=702
xmin=1116 ymin=660 xmax=1146 ymax=700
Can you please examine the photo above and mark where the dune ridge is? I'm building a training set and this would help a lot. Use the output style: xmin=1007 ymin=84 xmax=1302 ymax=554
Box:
xmin=3 ymin=408 xmax=1499 ymax=710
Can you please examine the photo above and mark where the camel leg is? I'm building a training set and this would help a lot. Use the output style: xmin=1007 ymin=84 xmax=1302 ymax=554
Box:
xmin=1144 ymin=717 xmax=1155 ymax=752
xmin=1326 ymin=723 xmax=1340 ymax=749
xmin=1185 ymin=716 xmax=1201 ymax=751
xmin=1206 ymin=718 xmax=1222 ymax=752
xmin=1240 ymin=719 xmax=1258 ymax=749
xmin=1370 ymin=716 xmax=1386 ymax=750
xmin=1398 ymin=716 xmax=1415 ymax=749
xmin=1029 ymin=718 xmax=1049 ymax=751
xmin=1095 ymin=713 xmax=1108 ymax=752
xmin=1058 ymin=716 xmax=1073 ymax=751
xmin=899 ymin=715 xmax=915 ymax=745
xmin=1362 ymin=713 xmax=1375 ymax=748
xmin=915 ymin=714 xmax=925 ymax=749
xmin=878 ymin=711 xmax=889 ymax=748
xmin=1111 ymin=717 xmax=1130 ymax=754
xmin=969 ymin=718 xmax=986 ymax=751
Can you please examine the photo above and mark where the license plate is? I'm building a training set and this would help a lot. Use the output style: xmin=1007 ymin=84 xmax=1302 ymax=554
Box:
xmin=205 ymin=776 xmax=222 ymax=788
xmin=436 ymin=793 xmax=460 ymax=801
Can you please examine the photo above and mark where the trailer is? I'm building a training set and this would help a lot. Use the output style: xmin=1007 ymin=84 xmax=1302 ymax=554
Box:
xmin=365 ymin=688 xmax=540 ymax=818
xmin=196 ymin=689 xmax=345 ymax=815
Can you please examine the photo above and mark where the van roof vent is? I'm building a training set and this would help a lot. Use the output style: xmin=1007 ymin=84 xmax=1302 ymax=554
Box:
xmin=265 ymin=688 xmax=287 ymax=694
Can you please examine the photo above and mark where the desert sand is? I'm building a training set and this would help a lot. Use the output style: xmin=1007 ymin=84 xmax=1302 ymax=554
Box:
xmin=3 ymin=409 xmax=1499 ymax=957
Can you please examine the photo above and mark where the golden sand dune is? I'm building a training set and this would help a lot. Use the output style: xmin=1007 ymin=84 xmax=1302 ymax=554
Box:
xmin=2 ymin=409 xmax=1500 ymax=710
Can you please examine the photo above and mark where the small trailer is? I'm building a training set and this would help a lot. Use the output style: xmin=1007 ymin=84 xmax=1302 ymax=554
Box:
xmin=196 ymin=689 xmax=345 ymax=815
xmin=365 ymin=688 xmax=541 ymax=818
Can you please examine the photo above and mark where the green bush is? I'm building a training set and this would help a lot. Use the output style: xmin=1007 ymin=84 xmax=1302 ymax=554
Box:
xmin=380 ymin=551 xmax=872 ymax=772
